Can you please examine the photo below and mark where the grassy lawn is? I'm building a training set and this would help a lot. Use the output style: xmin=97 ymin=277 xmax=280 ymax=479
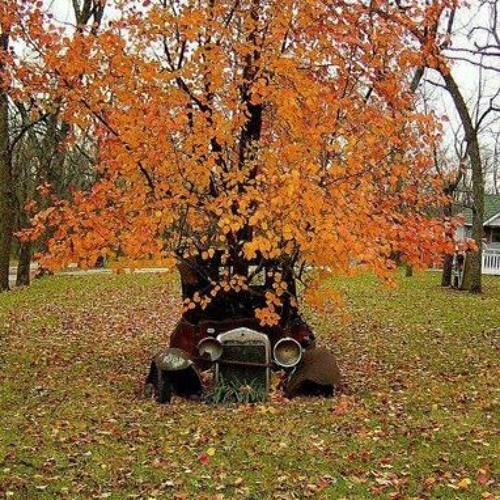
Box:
xmin=0 ymin=271 xmax=498 ymax=498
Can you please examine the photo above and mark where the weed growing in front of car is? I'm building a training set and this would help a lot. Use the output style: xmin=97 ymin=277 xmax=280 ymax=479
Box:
xmin=204 ymin=374 xmax=267 ymax=404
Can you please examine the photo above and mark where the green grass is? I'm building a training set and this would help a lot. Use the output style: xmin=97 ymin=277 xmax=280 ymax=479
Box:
xmin=0 ymin=271 xmax=498 ymax=498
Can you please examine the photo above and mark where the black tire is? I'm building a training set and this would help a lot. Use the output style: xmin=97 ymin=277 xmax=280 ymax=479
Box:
xmin=155 ymin=370 xmax=173 ymax=404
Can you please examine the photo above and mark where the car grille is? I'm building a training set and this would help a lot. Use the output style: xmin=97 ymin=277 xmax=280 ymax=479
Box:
xmin=216 ymin=328 xmax=271 ymax=402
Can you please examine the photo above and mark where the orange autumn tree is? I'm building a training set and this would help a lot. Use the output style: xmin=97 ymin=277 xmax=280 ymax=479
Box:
xmin=18 ymin=0 xmax=456 ymax=325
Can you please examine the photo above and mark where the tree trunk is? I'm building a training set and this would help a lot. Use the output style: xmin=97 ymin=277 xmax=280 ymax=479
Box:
xmin=0 ymin=33 xmax=13 ymax=292
xmin=441 ymin=197 xmax=456 ymax=288
xmin=460 ymin=251 xmax=473 ymax=291
xmin=441 ymin=253 xmax=453 ymax=287
xmin=16 ymin=241 xmax=31 ymax=287
xmin=442 ymin=72 xmax=484 ymax=294
xmin=467 ymin=142 xmax=484 ymax=293
xmin=43 ymin=115 xmax=70 ymax=198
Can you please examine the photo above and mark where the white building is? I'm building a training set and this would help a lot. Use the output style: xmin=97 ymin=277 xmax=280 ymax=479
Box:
xmin=456 ymin=194 xmax=500 ymax=275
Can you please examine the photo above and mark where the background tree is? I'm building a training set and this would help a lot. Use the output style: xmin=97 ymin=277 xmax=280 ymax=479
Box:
xmin=0 ymin=0 xmax=105 ymax=290
xmin=11 ymin=103 xmax=98 ymax=286
xmin=434 ymin=142 xmax=466 ymax=287
xmin=483 ymin=129 xmax=500 ymax=194
xmin=395 ymin=0 xmax=500 ymax=293
xmin=0 ymin=16 xmax=12 ymax=292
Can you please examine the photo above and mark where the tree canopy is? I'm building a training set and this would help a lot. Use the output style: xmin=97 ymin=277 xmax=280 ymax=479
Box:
xmin=3 ymin=0 xmax=459 ymax=321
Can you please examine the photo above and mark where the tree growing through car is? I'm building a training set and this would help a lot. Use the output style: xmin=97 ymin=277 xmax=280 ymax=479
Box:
xmin=8 ymin=0 xmax=458 ymax=322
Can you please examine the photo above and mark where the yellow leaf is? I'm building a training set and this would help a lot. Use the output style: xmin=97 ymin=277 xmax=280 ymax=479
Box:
xmin=458 ymin=478 xmax=471 ymax=490
xmin=207 ymin=447 xmax=216 ymax=457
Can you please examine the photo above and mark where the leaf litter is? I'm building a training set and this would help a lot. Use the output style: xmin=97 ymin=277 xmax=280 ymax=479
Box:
xmin=0 ymin=271 xmax=498 ymax=498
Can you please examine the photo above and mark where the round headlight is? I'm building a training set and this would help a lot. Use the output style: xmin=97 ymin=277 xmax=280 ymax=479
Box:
xmin=197 ymin=337 xmax=223 ymax=362
xmin=273 ymin=337 xmax=302 ymax=368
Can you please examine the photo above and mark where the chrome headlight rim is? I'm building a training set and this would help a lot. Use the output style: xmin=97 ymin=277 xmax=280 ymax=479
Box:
xmin=197 ymin=336 xmax=223 ymax=362
xmin=273 ymin=337 xmax=303 ymax=369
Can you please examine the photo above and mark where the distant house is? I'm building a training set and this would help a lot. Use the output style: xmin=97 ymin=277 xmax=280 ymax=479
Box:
xmin=455 ymin=194 xmax=500 ymax=275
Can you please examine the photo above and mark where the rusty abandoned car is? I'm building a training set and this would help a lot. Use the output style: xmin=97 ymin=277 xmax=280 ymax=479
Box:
xmin=146 ymin=254 xmax=341 ymax=403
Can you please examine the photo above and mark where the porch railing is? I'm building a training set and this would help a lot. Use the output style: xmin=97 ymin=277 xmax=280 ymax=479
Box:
xmin=483 ymin=249 xmax=500 ymax=276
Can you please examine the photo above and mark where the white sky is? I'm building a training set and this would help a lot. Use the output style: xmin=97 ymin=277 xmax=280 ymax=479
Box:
xmin=419 ymin=0 xmax=499 ymax=190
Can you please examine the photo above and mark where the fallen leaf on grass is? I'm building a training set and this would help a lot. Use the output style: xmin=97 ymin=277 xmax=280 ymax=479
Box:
xmin=477 ymin=467 xmax=489 ymax=486
xmin=423 ymin=476 xmax=436 ymax=489
xmin=457 ymin=477 xmax=471 ymax=490
xmin=330 ymin=395 xmax=350 ymax=415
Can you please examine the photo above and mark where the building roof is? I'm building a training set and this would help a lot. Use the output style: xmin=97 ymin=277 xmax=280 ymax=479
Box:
xmin=459 ymin=194 xmax=500 ymax=226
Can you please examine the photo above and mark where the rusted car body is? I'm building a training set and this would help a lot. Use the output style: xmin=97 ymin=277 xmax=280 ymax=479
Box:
xmin=146 ymin=255 xmax=341 ymax=403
